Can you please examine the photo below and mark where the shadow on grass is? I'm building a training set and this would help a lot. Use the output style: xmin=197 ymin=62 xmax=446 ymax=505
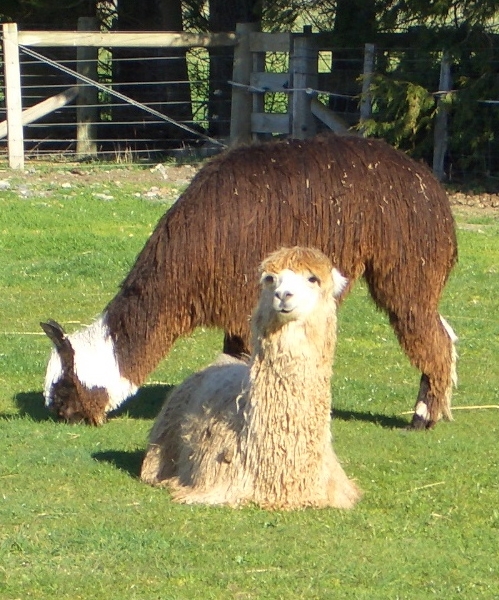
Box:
xmin=8 ymin=388 xmax=408 ymax=430
xmin=7 ymin=385 xmax=173 ymax=423
xmin=110 ymin=384 xmax=173 ymax=421
xmin=93 ymin=386 xmax=174 ymax=479
xmin=92 ymin=449 xmax=144 ymax=479
xmin=10 ymin=391 xmax=53 ymax=422
xmin=92 ymin=408 xmax=410 ymax=481
xmin=333 ymin=408 xmax=408 ymax=429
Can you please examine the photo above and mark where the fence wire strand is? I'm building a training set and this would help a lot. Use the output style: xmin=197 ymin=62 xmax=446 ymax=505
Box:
xmin=18 ymin=44 xmax=227 ymax=149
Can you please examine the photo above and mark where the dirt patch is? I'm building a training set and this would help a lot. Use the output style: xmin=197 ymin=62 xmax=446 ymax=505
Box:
xmin=447 ymin=191 xmax=499 ymax=220
xmin=1 ymin=161 xmax=498 ymax=216
xmin=60 ymin=163 xmax=200 ymax=188
xmin=0 ymin=162 xmax=200 ymax=202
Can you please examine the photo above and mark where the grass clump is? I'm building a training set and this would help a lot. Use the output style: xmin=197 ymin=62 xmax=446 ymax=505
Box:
xmin=0 ymin=165 xmax=498 ymax=599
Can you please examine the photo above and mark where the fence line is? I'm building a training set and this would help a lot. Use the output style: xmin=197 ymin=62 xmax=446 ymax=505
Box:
xmin=3 ymin=22 xmax=499 ymax=179
xmin=19 ymin=44 xmax=226 ymax=148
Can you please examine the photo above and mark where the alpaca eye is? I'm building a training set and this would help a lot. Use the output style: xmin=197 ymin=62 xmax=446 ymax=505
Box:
xmin=308 ymin=275 xmax=320 ymax=285
xmin=264 ymin=274 xmax=275 ymax=285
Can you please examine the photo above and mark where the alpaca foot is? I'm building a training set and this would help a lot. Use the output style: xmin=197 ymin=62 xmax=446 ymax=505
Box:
xmin=332 ymin=480 xmax=362 ymax=509
xmin=407 ymin=373 xmax=452 ymax=430
xmin=140 ymin=445 xmax=173 ymax=485
xmin=409 ymin=406 xmax=436 ymax=430
xmin=326 ymin=459 xmax=362 ymax=508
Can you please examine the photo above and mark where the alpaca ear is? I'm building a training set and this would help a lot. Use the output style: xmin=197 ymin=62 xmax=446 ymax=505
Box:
xmin=331 ymin=268 xmax=348 ymax=298
xmin=41 ymin=319 xmax=76 ymax=367
xmin=40 ymin=319 xmax=67 ymax=350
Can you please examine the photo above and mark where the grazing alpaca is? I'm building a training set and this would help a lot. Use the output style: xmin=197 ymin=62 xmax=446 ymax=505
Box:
xmin=42 ymin=133 xmax=457 ymax=428
xmin=141 ymin=247 xmax=360 ymax=509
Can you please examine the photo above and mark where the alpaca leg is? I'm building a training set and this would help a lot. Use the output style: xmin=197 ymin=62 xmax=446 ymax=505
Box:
xmin=141 ymin=444 xmax=172 ymax=485
xmin=389 ymin=311 xmax=457 ymax=429
xmin=141 ymin=401 xmax=180 ymax=485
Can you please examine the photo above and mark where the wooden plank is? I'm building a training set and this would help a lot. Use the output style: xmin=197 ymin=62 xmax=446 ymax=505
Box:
xmin=251 ymin=112 xmax=290 ymax=134
xmin=3 ymin=23 xmax=24 ymax=169
xmin=250 ymin=32 xmax=291 ymax=54
xmin=250 ymin=72 xmax=290 ymax=93
xmin=0 ymin=87 xmax=79 ymax=139
xmin=16 ymin=28 xmax=499 ymax=55
xmin=310 ymin=98 xmax=353 ymax=134
xmin=17 ymin=30 xmax=238 ymax=48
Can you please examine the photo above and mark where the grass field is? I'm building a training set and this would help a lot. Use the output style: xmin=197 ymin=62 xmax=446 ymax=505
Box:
xmin=0 ymin=164 xmax=498 ymax=599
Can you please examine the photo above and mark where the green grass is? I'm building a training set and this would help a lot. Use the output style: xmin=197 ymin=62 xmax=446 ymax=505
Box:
xmin=0 ymin=167 xmax=498 ymax=599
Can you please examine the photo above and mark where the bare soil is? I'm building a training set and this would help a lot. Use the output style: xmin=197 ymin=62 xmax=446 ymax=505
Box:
xmin=1 ymin=161 xmax=498 ymax=217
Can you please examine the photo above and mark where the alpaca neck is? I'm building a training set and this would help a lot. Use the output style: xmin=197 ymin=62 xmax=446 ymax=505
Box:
xmin=250 ymin=317 xmax=335 ymax=420
xmin=105 ymin=301 xmax=184 ymax=387
xmin=242 ymin=314 xmax=336 ymax=497
xmin=104 ymin=214 xmax=202 ymax=386
xmin=66 ymin=218 xmax=204 ymax=396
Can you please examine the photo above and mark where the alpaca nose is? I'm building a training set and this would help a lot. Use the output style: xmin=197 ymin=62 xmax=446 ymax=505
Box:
xmin=275 ymin=289 xmax=293 ymax=301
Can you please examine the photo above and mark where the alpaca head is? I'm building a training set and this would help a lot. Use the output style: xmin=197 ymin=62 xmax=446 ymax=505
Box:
xmin=253 ymin=247 xmax=347 ymax=334
xmin=41 ymin=320 xmax=111 ymax=425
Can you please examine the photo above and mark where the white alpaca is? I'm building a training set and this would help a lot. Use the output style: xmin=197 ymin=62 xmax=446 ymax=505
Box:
xmin=141 ymin=247 xmax=361 ymax=510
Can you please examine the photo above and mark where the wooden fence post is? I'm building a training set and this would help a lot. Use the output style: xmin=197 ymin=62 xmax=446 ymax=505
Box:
xmin=360 ymin=43 xmax=375 ymax=130
xmin=230 ymin=22 xmax=260 ymax=147
xmin=251 ymin=38 xmax=266 ymax=141
xmin=3 ymin=23 xmax=24 ymax=169
xmin=291 ymin=26 xmax=317 ymax=139
xmin=433 ymin=50 xmax=451 ymax=181
xmin=77 ymin=17 xmax=99 ymax=157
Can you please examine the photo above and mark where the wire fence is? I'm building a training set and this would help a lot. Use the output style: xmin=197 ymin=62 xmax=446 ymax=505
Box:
xmin=2 ymin=30 xmax=499 ymax=183
xmin=0 ymin=44 xmax=233 ymax=161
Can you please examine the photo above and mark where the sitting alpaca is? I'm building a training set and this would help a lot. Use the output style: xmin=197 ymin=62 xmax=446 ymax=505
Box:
xmin=140 ymin=247 xmax=361 ymax=510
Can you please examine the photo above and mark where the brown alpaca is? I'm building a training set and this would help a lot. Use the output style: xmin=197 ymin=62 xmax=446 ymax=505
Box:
xmin=141 ymin=247 xmax=360 ymax=509
xmin=42 ymin=133 xmax=457 ymax=428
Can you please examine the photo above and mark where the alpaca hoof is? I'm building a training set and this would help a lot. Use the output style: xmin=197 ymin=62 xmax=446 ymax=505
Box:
xmin=408 ymin=414 xmax=435 ymax=430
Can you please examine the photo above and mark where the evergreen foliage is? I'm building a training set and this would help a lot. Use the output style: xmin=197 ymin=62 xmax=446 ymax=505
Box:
xmin=360 ymin=74 xmax=437 ymax=155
